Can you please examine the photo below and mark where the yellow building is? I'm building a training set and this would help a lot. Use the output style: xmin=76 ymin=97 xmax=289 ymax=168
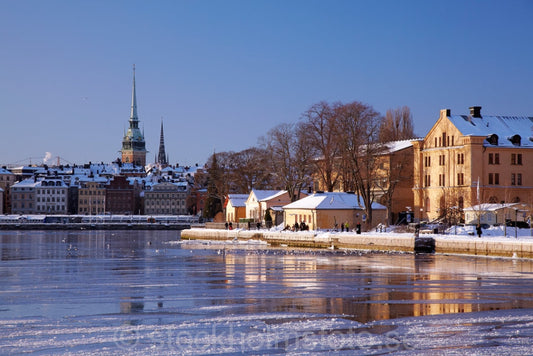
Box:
xmin=413 ymin=106 xmax=533 ymax=222
xmin=78 ymin=181 xmax=106 ymax=215
xmin=224 ymin=194 xmax=248 ymax=223
xmin=283 ymin=191 xmax=387 ymax=231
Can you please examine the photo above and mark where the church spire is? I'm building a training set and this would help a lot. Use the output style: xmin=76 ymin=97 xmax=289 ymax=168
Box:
xmin=121 ymin=64 xmax=147 ymax=167
xmin=130 ymin=64 xmax=138 ymax=120
xmin=157 ymin=117 xmax=168 ymax=166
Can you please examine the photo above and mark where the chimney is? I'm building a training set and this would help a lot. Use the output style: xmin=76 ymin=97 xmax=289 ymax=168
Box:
xmin=440 ymin=109 xmax=451 ymax=118
xmin=470 ymin=106 xmax=482 ymax=118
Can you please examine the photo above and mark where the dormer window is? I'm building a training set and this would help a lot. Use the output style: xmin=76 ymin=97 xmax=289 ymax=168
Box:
xmin=486 ymin=134 xmax=499 ymax=145
xmin=508 ymin=134 xmax=521 ymax=146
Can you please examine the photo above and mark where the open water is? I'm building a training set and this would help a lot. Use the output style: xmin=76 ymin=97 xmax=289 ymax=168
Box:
xmin=1 ymin=230 xmax=533 ymax=355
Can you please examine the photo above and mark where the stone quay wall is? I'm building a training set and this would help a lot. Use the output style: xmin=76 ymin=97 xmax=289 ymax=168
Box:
xmin=180 ymin=228 xmax=533 ymax=259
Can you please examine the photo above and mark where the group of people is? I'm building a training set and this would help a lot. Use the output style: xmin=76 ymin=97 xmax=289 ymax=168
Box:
xmin=282 ymin=221 xmax=309 ymax=231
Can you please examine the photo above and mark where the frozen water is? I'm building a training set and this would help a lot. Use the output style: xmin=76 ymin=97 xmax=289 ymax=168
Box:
xmin=1 ymin=230 xmax=533 ymax=354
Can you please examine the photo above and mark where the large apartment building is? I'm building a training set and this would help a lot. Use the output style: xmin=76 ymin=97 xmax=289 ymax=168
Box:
xmin=144 ymin=181 xmax=189 ymax=215
xmin=413 ymin=106 xmax=533 ymax=222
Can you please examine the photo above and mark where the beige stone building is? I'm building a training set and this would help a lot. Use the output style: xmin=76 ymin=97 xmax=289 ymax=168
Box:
xmin=413 ymin=106 xmax=533 ymax=222
xmin=78 ymin=180 xmax=106 ymax=215
xmin=144 ymin=182 xmax=188 ymax=215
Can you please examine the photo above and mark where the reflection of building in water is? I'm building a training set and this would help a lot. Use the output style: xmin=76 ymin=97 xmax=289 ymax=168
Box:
xmin=120 ymin=297 xmax=145 ymax=313
xmin=218 ymin=251 xmax=533 ymax=323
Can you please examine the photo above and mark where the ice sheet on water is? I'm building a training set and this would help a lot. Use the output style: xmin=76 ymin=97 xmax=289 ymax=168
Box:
xmin=2 ymin=309 xmax=533 ymax=355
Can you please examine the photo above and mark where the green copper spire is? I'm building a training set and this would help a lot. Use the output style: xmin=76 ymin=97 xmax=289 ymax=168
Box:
xmin=121 ymin=65 xmax=147 ymax=166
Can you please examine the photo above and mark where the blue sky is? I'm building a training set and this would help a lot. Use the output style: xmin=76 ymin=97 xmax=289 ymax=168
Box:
xmin=1 ymin=0 xmax=532 ymax=167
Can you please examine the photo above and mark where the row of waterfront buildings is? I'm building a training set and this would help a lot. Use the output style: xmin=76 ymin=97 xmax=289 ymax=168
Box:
xmin=226 ymin=105 xmax=533 ymax=229
xmin=1 ymin=64 xmax=532 ymax=228
xmin=0 ymin=163 xmax=202 ymax=216
xmin=0 ymin=105 xmax=532 ymax=229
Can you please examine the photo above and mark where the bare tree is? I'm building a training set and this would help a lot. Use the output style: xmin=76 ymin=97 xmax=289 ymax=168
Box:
xmin=262 ymin=122 xmax=314 ymax=202
xmin=335 ymin=101 xmax=383 ymax=228
xmin=379 ymin=106 xmax=415 ymax=142
xmin=227 ymin=147 xmax=272 ymax=193
xmin=300 ymin=101 xmax=340 ymax=192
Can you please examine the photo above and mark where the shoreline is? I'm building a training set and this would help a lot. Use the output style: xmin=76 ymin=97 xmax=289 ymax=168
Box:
xmin=181 ymin=228 xmax=533 ymax=259
xmin=0 ymin=223 xmax=192 ymax=230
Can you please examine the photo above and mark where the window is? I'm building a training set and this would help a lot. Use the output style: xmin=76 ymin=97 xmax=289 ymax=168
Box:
xmin=424 ymin=175 xmax=431 ymax=187
xmin=424 ymin=156 xmax=431 ymax=167
xmin=511 ymin=153 xmax=523 ymax=165
xmin=489 ymin=153 xmax=493 ymax=165
xmin=512 ymin=173 xmax=522 ymax=186
xmin=457 ymin=173 xmax=464 ymax=186
xmin=439 ymin=174 xmax=445 ymax=186
xmin=457 ymin=153 xmax=464 ymax=165
xmin=489 ymin=173 xmax=500 ymax=185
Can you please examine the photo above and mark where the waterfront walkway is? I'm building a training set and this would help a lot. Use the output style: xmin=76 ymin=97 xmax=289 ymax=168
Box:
xmin=181 ymin=228 xmax=533 ymax=259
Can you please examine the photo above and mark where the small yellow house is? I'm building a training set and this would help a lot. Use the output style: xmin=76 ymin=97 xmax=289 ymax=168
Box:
xmin=245 ymin=189 xmax=293 ymax=223
xmin=224 ymin=194 xmax=248 ymax=223
xmin=283 ymin=192 xmax=387 ymax=231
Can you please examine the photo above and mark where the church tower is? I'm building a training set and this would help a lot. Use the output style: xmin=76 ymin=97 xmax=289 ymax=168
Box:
xmin=121 ymin=65 xmax=147 ymax=166
xmin=157 ymin=118 xmax=169 ymax=166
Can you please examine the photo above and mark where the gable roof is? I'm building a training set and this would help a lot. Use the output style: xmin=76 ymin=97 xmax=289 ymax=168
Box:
xmin=227 ymin=194 xmax=248 ymax=207
xmin=251 ymin=189 xmax=287 ymax=202
xmin=448 ymin=113 xmax=533 ymax=148
xmin=283 ymin=192 xmax=386 ymax=210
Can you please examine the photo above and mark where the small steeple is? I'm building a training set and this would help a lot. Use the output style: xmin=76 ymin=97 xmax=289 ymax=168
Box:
xmin=157 ymin=117 xmax=168 ymax=166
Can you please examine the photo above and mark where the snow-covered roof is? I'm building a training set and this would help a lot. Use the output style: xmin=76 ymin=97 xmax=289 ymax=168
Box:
xmin=0 ymin=167 xmax=13 ymax=175
xmin=12 ymin=178 xmax=40 ymax=188
xmin=227 ymin=194 xmax=249 ymax=207
xmin=448 ymin=114 xmax=533 ymax=147
xmin=252 ymin=189 xmax=287 ymax=202
xmin=283 ymin=192 xmax=386 ymax=210
xmin=383 ymin=139 xmax=415 ymax=153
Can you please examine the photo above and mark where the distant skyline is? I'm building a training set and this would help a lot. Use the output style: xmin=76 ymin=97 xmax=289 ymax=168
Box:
xmin=1 ymin=0 xmax=532 ymax=167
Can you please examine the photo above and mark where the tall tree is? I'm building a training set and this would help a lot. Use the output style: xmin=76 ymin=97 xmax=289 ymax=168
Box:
xmin=335 ymin=101 xmax=383 ymax=228
xmin=203 ymin=152 xmax=223 ymax=219
xmin=300 ymin=101 xmax=340 ymax=192
xmin=262 ymin=122 xmax=313 ymax=202
xmin=227 ymin=147 xmax=272 ymax=193
xmin=379 ymin=106 xmax=415 ymax=142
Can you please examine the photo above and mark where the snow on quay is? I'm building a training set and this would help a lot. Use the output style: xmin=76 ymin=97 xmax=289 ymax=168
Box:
xmin=181 ymin=224 xmax=533 ymax=259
